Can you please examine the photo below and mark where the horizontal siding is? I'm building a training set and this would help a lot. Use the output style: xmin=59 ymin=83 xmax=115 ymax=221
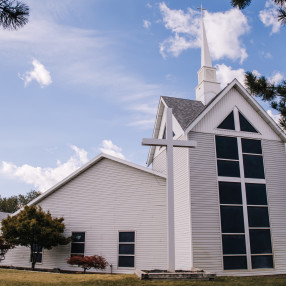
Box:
xmin=173 ymin=135 xmax=192 ymax=270
xmin=152 ymin=149 xmax=167 ymax=175
xmin=3 ymin=158 xmax=167 ymax=273
xmin=188 ymin=132 xmax=223 ymax=273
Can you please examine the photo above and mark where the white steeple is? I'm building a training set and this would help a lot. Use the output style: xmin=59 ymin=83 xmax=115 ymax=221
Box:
xmin=195 ymin=6 xmax=220 ymax=105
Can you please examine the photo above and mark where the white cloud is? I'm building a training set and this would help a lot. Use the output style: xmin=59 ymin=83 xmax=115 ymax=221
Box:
xmin=159 ymin=2 xmax=250 ymax=63
xmin=128 ymin=119 xmax=155 ymax=129
xmin=129 ymin=103 xmax=157 ymax=115
xmin=267 ymin=109 xmax=282 ymax=124
xmin=269 ymin=71 xmax=284 ymax=84
xmin=216 ymin=64 xmax=246 ymax=88
xmin=0 ymin=145 xmax=89 ymax=192
xmin=143 ymin=20 xmax=151 ymax=29
xmin=259 ymin=0 xmax=283 ymax=34
xmin=19 ymin=59 xmax=52 ymax=87
xmin=146 ymin=3 xmax=152 ymax=8
xmin=99 ymin=140 xmax=125 ymax=160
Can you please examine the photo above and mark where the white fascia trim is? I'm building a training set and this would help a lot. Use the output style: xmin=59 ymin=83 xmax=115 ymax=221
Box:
xmin=184 ymin=79 xmax=286 ymax=142
xmin=13 ymin=153 xmax=166 ymax=215
xmin=146 ymin=98 xmax=166 ymax=166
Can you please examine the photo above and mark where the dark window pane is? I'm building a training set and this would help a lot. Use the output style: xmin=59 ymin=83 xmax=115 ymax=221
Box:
xmin=220 ymin=206 xmax=244 ymax=233
xmin=217 ymin=112 xmax=235 ymax=130
xmin=242 ymin=139 xmax=262 ymax=154
xmin=248 ymin=207 xmax=270 ymax=227
xmin=72 ymin=232 xmax=85 ymax=243
xmin=222 ymin=235 xmax=246 ymax=254
xmin=246 ymin=184 xmax=267 ymax=205
xmin=71 ymin=243 xmax=84 ymax=254
xmin=243 ymin=155 xmax=265 ymax=179
xmin=223 ymin=256 xmax=247 ymax=270
xmin=252 ymin=255 xmax=273 ymax=269
xmin=217 ymin=160 xmax=240 ymax=177
xmin=119 ymin=232 xmax=135 ymax=243
xmin=239 ymin=112 xmax=258 ymax=133
xmin=215 ymin=136 xmax=239 ymax=160
xmin=250 ymin=229 xmax=272 ymax=254
xmin=30 ymin=253 xmax=42 ymax=263
xmin=119 ymin=244 xmax=135 ymax=255
xmin=219 ymin=182 xmax=242 ymax=204
xmin=118 ymin=256 xmax=134 ymax=268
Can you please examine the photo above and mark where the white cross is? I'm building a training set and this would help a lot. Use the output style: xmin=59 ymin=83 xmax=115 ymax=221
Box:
xmin=142 ymin=107 xmax=197 ymax=272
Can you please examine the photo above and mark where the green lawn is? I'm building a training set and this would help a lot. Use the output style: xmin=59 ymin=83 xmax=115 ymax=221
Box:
xmin=0 ymin=269 xmax=286 ymax=286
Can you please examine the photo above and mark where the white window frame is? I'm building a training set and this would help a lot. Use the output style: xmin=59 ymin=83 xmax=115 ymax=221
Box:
xmin=215 ymin=134 xmax=274 ymax=271
xmin=70 ymin=231 xmax=86 ymax=257
xmin=118 ymin=231 xmax=136 ymax=269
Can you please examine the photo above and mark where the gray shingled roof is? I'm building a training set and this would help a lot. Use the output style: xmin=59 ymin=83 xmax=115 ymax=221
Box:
xmin=162 ymin=96 xmax=205 ymax=130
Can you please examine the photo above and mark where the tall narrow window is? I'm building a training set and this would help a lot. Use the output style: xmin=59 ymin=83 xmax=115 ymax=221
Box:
xmin=246 ymin=183 xmax=273 ymax=269
xmin=71 ymin=232 xmax=85 ymax=257
xmin=30 ymin=244 xmax=43 ymax=263
xmin=216 ymin=136 xmax=240 ymax=177
xmin=219 ymin=182 xmax=247 ymax=270
xmin=242 ymin=139 xmax=265 ymax=179
xmin=216 ymin=135 xmax=273 ymax=271
xmin=118 ymin=231 xmax=135 ymax=268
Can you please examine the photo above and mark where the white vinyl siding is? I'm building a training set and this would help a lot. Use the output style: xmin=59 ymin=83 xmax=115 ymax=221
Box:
xmin=3 ymin=158 xmax=167 ymax=273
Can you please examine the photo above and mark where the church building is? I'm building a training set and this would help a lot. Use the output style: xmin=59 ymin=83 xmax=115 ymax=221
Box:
xmin=2 ymin=13 xmax=286 ymax=276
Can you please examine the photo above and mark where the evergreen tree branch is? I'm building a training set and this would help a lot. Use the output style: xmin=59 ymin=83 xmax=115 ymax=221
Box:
xmin=0 ymin=0 xmax=29 ymax=30
xmin=245 ymin=72 xmax=286 ymax=131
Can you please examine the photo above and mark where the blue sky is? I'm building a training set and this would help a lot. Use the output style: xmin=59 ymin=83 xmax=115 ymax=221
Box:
xmin=0 ymin=0 xmax=284 ymax=197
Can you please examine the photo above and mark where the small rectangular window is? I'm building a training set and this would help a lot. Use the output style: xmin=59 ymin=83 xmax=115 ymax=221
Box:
xmin=220 ymin=206 xmax=245 ymax=233
xmin=246 ymin=184 xmax=267 ymax=205
xmin=219 ymin=182 xmax=242 ymax=204
xmin=71 ymin=232 xmax=85 ymax=257
xmin=251 ymin=255 xmax=273 ymax=269
xmin=118 ymin=231 xmax=135 ymax=268
xmin=222 ymin=235 xmax=246 ymax=255
xmin=216 ymin=136 xmax=239 ymax=160
xmin=249 ymin=229 xmax=272 ymax=254
xmin=223 ymin=256 xmax=247 ymax=270
xmin=217 ymin=160 xmax=240 ymax=177
xmin=241 ymin=139 xmax=262 ymax=154
xmin=248 ymin=207 xmax=270 ymax=228
xmin=30 ymin=244 xmax=43 ymax=263
xmin=243 ymin=155 xmax=265 ymax=179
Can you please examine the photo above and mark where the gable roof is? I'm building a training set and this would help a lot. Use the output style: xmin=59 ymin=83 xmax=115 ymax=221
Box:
xmin=147 ymin=78 xmax=286 ymax=166
xmin=14 ymin=153 xmax=166 ymax=215
xmin=161 ymin=96 xmax=205 ymax=130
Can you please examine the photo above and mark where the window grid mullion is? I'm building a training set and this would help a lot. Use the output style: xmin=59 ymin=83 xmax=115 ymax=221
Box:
xmin=237 ymin=137 xmax=252 ymax=270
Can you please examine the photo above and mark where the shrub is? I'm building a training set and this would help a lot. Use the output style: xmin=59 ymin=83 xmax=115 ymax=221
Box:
xmin=67 ymin=255 xmax=108 ymax=274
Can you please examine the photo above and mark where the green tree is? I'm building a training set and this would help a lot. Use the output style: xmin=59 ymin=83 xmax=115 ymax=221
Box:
xmin=1 ymin=205 xmax=70 ymax=270
xmin=0 ymin=236 xmax=14 ymax=262
xmin=0 ymin=190 xmax=41 ymax=213
xmin=231 ymin=0 xmax=286 ymax=24
xmin=0 ymin=0 xmax=29 ymax=30
xmin=231 ymin=0 xmax=286 ymax=131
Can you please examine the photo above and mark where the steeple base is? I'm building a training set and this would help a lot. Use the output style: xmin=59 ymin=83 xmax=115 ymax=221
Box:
xmin=196 ymin=80 xmax=220 ymax=105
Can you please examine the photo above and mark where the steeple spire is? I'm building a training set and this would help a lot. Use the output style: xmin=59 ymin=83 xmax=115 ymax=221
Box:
xmin=195 ymin=5 xmax=220 ymax=105
xmin=200 ymin=6 xmax=212 ymax=67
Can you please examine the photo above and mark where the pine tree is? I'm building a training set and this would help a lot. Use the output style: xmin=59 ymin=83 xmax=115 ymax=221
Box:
xmin=0 ymin=0 xmax=29 ymax=30
xmin=232 ymin=0 xmax=286 ymax=130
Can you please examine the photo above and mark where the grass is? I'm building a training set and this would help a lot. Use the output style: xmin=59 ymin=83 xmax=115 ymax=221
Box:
xmin=0 ymin=269 xmax=286 ymax=286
